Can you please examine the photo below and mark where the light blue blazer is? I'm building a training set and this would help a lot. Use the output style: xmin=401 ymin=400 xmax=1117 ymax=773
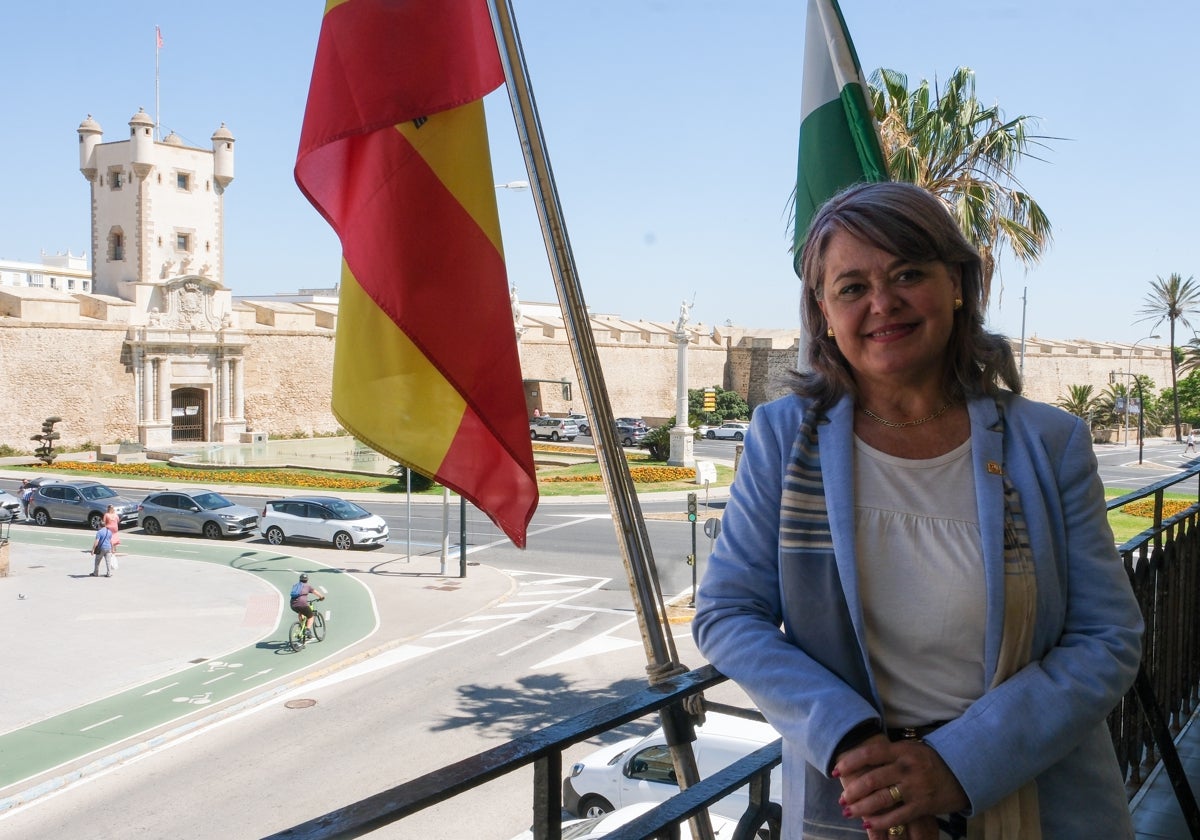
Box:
xmin=693 ymin=391 xmax=1143 ymax=839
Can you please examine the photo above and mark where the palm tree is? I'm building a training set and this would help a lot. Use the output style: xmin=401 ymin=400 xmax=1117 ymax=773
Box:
xmin=868 ymin=67 xmax=1054 ymax=306
xmin=1056 ymin=384 xmax=1100 ymax=426
xmin=1138 ymin=273 xmax=1200 ymax=441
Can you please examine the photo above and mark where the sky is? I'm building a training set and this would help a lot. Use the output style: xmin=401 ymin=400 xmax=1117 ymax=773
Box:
xmin=2 ymin=1 xmax=1196 ymax=346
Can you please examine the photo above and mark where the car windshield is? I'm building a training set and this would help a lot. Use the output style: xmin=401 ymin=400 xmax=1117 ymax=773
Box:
xmin=324 ymin=499 xmax=371 ymax=520
xmin=192 ymin=492 xmax=233 ymax=511
xmin=79 ymin=485 xmax=118 ymax=501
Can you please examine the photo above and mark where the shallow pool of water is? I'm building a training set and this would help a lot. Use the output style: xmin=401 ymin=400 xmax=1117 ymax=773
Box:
xmin=164 ymin=436 xmax=392 ymax=475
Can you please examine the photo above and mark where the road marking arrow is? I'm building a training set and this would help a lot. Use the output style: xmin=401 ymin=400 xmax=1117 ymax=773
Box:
xmin=143 ymin=682 xmax=180 ymax=696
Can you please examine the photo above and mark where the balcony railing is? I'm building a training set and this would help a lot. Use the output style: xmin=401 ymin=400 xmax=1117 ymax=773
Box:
xmin=267 ymin=465 xmax=1200 ymax=840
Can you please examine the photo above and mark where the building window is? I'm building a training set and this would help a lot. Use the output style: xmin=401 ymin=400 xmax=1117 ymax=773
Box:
xmin=109 ymin=168 xmax=124 ymax=190
xmin=67 ymin=278 xmax=75 ymax=291
xmin=176 ymin=233 xmax=190 ymax=251
xmin=176 ymin=172 xmax=191 ymax=191
xmin=29 ymin=273 xmax=44 ymax=287
xmin=109 ymin=228 xmax=125 ymax=262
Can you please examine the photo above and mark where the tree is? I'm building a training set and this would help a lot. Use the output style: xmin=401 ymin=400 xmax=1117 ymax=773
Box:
xmin=1137 ymin=273 xmax=1200 ymax=441
xmin=868 ymin=67 xmax=1054 ymax=304
xmin=1056 ymin=385 xmax=1100 ymax=427
xmin=687 ymin=386 xmax=749 ymax=427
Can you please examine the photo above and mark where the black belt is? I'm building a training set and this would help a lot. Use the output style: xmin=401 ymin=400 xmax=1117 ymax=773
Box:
xmin=886 ymin=720 xmax=948 ymax=741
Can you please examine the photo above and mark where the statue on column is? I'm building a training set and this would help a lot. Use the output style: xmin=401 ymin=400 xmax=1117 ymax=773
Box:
xmin=675 ymin=298 xmax=693 ymax=333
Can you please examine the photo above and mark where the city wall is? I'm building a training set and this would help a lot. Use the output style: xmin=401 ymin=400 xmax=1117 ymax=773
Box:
xmin=0 ymin=318 xmax=1178 ymax=450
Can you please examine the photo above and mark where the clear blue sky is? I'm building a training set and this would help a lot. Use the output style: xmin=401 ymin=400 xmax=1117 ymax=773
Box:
xmin=3 ymin=1 xmax=1195 ymax=346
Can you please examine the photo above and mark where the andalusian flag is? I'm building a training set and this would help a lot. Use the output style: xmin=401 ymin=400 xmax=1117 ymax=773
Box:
xmin=793 ymin=0 xmax=888 ymax=272
xmin=295 ymin=0 xmax=538 ymax=546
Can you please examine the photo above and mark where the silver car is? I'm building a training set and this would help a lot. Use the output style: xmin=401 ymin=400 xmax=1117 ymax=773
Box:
xmin=0 ymin=490 xmax=21 ymax=519
xmin=28 ymin=480 xmax=139 ymax=529
xmin=138 ymin=488 xmax=259 ymax=539
xmin=530 ymin=417 xmax=580 ymax=442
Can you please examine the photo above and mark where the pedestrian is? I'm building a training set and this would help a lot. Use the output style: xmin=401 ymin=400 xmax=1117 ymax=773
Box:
xmin=90 ymin=523 xmax=115 ymax=577
xmin=20 ymin=479 xmax=33 ymax=520
xmin=693 ymin=181 xmax=1142 ymax=839
xmin=102 ymin=504 xmax=121 ymax=555
xmin=1186 ymin=431 xmax=1195 ymax=453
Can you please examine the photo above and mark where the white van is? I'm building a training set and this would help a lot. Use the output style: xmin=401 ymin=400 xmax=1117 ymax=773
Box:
xmin=562 ymin=712 xmax=781 ymax=821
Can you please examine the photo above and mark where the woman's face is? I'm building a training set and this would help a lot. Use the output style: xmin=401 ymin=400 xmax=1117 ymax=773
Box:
xmin=816 ymin=230 xmax=961 ymax=391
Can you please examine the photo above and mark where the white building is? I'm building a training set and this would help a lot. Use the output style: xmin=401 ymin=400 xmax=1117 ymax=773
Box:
xmin=0 ymin=252 xmax=91 ymax=294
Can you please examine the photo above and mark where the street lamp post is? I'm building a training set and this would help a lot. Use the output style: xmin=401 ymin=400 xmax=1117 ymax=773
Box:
xmin=1125 ymin=334 xmax=1161 ymax=447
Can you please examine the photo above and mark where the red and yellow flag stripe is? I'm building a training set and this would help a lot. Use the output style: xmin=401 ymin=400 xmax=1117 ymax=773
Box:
xmin=296 ymin=0 xmax=537 ymax=546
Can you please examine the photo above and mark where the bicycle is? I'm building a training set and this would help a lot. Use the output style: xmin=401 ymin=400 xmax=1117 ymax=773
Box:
xmin=288 ymin=599 xmax=327 ymax=652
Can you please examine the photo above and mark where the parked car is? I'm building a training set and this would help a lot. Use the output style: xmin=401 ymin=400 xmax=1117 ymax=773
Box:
xmin=566 ymin=414 xmax=591 ymax=436
xmin=259 ymin=496 xmax=389 ymax=550
xmin=615 ymin=417 xmax=647 ymax=430
xmin=614 ymin=422 xmax=647 ymax=447
xmin=138 ymin=488 xmax=259 ymax=539
xmin=0 ymin=490 xmax=21 ymax=519
xmin=705 ymin=422 xmax=749 ymax=441
xmin=507 ymin=801 xmax=748 ymax=839
xmin=530 ymin=416 xmax=581 ymax=442
xmin=562 ymin=712 xmax=780 ymax=821
xmin=28 ymin=480 xmax=139 ymax=529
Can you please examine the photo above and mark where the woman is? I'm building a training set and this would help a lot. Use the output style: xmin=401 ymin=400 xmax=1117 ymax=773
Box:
xmin=692 ymin=182 xmax=1142 ymax=839
xmin=103 ymin=504 xmax=121 ymax=556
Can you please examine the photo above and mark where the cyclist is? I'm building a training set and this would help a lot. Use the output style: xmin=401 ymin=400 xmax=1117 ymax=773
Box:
xmin=289 ymin=573 xmax=325 ymax=639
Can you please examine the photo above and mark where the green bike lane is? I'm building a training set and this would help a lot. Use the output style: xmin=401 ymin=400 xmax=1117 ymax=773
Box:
xmin=0 ymin=528 xmax=379 ymax=794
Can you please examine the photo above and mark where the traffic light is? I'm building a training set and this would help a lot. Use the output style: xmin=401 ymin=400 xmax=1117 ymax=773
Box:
xmin=686 ymin=492 xmax=697 ymax=522
xmin=702 ymin=388 xmax=716 ymax=412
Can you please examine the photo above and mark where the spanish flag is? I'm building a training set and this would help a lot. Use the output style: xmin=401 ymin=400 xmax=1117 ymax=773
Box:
xmin=295 ymin=0 xmax=537 ymax=547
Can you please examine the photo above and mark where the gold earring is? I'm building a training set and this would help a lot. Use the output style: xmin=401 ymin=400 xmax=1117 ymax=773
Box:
xmin=826 ymin=327 xmax=835 ymax=338
xmin=953 ymin=298 xmax=963 ymax=311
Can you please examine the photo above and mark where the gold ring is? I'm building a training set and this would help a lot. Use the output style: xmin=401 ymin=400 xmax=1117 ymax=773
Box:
xmin=888 ymin=783 xmax=903 ymax=805
xmin=888 ymin=826 xmax=907 ymax=837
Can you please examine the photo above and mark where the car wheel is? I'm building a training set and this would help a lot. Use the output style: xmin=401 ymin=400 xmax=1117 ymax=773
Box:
xmin=265 ymin=526 xmax=286 ymax=545
xmin=580 ymin=425 xmax=590 ymax=436
xmin=142 ymin=517 xmax=162 ymax=536
xmin=567 ymin=436 xmax=576 ymax=442
xmin=551 ymin=432 xmax=561 ymax=441
xmin=87 ymin=512 xmax=104 ymax=530
xmin=332 ymin=531 xmax=354 ymax=551
xmin=578 ymin=795 xmax=614 ymax=819
xmin=706 ymin=430 xmax=716 ymax=439
xmin=202 ymin=521 xmax=223 ymax=540
xmin=622 ymin=437 xmax=633 ymax=446
xmin=33 ymin=509 xmax=50 ymax=526
xmin=530 ymin=430 xmax=538 ymax=439
xmin=734 ymin=432 xmax=744 ymax=441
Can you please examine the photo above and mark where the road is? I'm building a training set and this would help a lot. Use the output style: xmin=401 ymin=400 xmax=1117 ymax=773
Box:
xmin=0 ymin=436 xmax=1187 ymax=838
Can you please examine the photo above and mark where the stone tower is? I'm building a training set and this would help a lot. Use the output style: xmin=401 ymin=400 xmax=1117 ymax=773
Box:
xmin=76 ymin=109 xmax=236 ymax=319
xmin=76 ymin=110 xmax=247 ymax=447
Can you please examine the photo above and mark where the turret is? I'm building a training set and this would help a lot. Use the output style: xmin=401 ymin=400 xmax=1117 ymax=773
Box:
xmin=77 ymin=114 xmax=102 ymax=180
xmin=212 ymin=123 xmax=235 ymax=192
xmin=129 ymin=108 xmax=154 ymax=178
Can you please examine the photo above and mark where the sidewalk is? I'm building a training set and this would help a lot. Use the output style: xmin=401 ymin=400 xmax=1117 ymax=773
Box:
xmin=0 ymin=523 xmax=513 ymax=811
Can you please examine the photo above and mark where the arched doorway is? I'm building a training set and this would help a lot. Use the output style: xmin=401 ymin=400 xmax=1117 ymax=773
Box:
xmin=171 ymin=388 xmax=207 ymax=442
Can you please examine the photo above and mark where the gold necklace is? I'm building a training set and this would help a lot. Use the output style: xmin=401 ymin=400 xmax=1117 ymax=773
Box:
xmin=861 ymin=401 xmax=951 ymax=429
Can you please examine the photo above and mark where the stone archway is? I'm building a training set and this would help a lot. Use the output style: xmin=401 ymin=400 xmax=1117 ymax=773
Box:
xmin=171 ymin=388 xmax=207 ymax=442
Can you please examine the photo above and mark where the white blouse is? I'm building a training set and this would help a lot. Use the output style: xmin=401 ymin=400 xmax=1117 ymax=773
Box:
xmin=853 ymin=435 xmax=986 ymax=727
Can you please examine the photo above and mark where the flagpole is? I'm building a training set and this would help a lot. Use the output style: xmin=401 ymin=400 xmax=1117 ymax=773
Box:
xmin=486 ymin=3 xmax=712 ymax=837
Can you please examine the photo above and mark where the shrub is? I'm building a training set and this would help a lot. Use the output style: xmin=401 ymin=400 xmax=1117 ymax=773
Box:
xmin=388 ymin=463 xmax=436 ymax=492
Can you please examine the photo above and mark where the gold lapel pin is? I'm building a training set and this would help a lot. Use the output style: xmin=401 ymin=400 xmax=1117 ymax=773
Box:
xmin=986 ymin=461 xmax=1003 ymax=475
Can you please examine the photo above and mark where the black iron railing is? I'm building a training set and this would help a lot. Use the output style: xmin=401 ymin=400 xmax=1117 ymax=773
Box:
xmin=1108 ymin=464 xmax=1200 ymax=833
xmin=266 ymin=467 xmax=1200 ymax=840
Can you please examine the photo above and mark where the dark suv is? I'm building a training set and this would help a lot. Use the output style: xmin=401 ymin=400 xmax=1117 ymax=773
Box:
xmin=28 ymin=480 xmax=139 ymax=529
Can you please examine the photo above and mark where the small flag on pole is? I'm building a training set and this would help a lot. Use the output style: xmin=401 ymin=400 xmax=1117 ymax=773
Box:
xmin=156 ymin=26 xmax=163 ymax=49
xmin=792 ymin=0 xmax=888 ymax=272
xmin=294 ymin=0 xmax=538 ymax=547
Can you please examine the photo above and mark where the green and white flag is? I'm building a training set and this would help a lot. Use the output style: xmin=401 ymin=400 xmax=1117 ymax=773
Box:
xmin=792 ymin=0 xmax=888 ymax=275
